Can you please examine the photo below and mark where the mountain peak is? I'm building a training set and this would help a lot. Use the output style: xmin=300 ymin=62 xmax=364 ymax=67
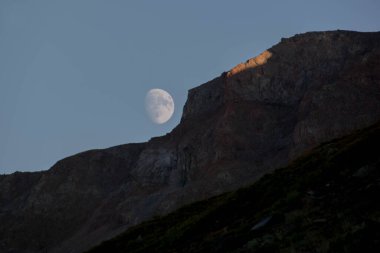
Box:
xmin=1 ymin=30 xmax=380 ymax=253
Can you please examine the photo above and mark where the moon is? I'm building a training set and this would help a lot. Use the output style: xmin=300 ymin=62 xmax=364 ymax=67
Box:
xmin=145 ymin=89 xmax=175 ymax=124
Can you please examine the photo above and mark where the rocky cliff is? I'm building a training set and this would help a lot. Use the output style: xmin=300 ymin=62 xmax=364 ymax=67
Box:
xmin=1 ymin=30 xmax=380 ymax=253
xmin=86 ymin=120 xmax=380 ymax=253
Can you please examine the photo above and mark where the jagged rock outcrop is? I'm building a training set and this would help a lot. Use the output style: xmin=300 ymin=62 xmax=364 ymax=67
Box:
xmin=1 ymin=30 xmax=379 ymax=253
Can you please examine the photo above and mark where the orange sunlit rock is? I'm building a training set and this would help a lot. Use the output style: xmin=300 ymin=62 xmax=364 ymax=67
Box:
xmin=227 ymin=50 xmax=272 ymax=77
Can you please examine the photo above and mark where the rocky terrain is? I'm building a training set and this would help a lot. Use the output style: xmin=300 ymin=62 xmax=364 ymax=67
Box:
xmin=86 ymin=120 xmax=380 ymax=253
xmin=0 ymin=30 xmax=379 ymax=253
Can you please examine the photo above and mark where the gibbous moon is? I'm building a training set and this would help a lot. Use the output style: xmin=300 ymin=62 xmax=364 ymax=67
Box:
xmin=145 ymin=89 xmax=174 ymax=124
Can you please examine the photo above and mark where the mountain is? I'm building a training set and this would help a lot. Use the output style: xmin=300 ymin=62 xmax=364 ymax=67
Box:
xmin=1 ymin=30 xmax=380 ymax=253
xmin=86 ymin=121 xmax=380 ymax=253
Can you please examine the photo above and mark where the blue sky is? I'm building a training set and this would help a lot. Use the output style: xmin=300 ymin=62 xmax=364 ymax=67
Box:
xmin=1 ymin=0 xmax=379 ymax=174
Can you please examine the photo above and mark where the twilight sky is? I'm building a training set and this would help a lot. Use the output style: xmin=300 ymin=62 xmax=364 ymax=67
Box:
xmin=1 ymin=0 xmax=379 ymax=174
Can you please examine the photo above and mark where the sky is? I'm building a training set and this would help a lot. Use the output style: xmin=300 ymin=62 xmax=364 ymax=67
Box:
xmin=1 ymin=0 xmax=379 ymax=174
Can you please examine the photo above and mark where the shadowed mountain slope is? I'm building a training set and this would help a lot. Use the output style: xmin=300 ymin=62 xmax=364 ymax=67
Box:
xmin=87 ymin=121 xmax=380 ymax=253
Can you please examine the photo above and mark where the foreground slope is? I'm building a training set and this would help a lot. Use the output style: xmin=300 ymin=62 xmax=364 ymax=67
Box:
xmin=1 ymin=30 xmax=380 ymax=253
xmin=87 ymin=122 xmax=380 ymax=253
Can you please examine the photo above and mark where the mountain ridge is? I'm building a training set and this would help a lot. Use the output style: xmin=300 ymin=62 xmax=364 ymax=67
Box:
xmin=1 ymin=30 xmax=380 ymax=253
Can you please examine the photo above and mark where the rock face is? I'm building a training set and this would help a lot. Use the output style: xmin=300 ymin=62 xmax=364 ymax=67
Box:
xmin=1 ymin=30 xmax=380 ymax=253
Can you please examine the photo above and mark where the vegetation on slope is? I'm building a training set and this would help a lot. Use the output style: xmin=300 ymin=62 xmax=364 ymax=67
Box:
xmin=86 ymin=123 xmax=380 ymax=253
